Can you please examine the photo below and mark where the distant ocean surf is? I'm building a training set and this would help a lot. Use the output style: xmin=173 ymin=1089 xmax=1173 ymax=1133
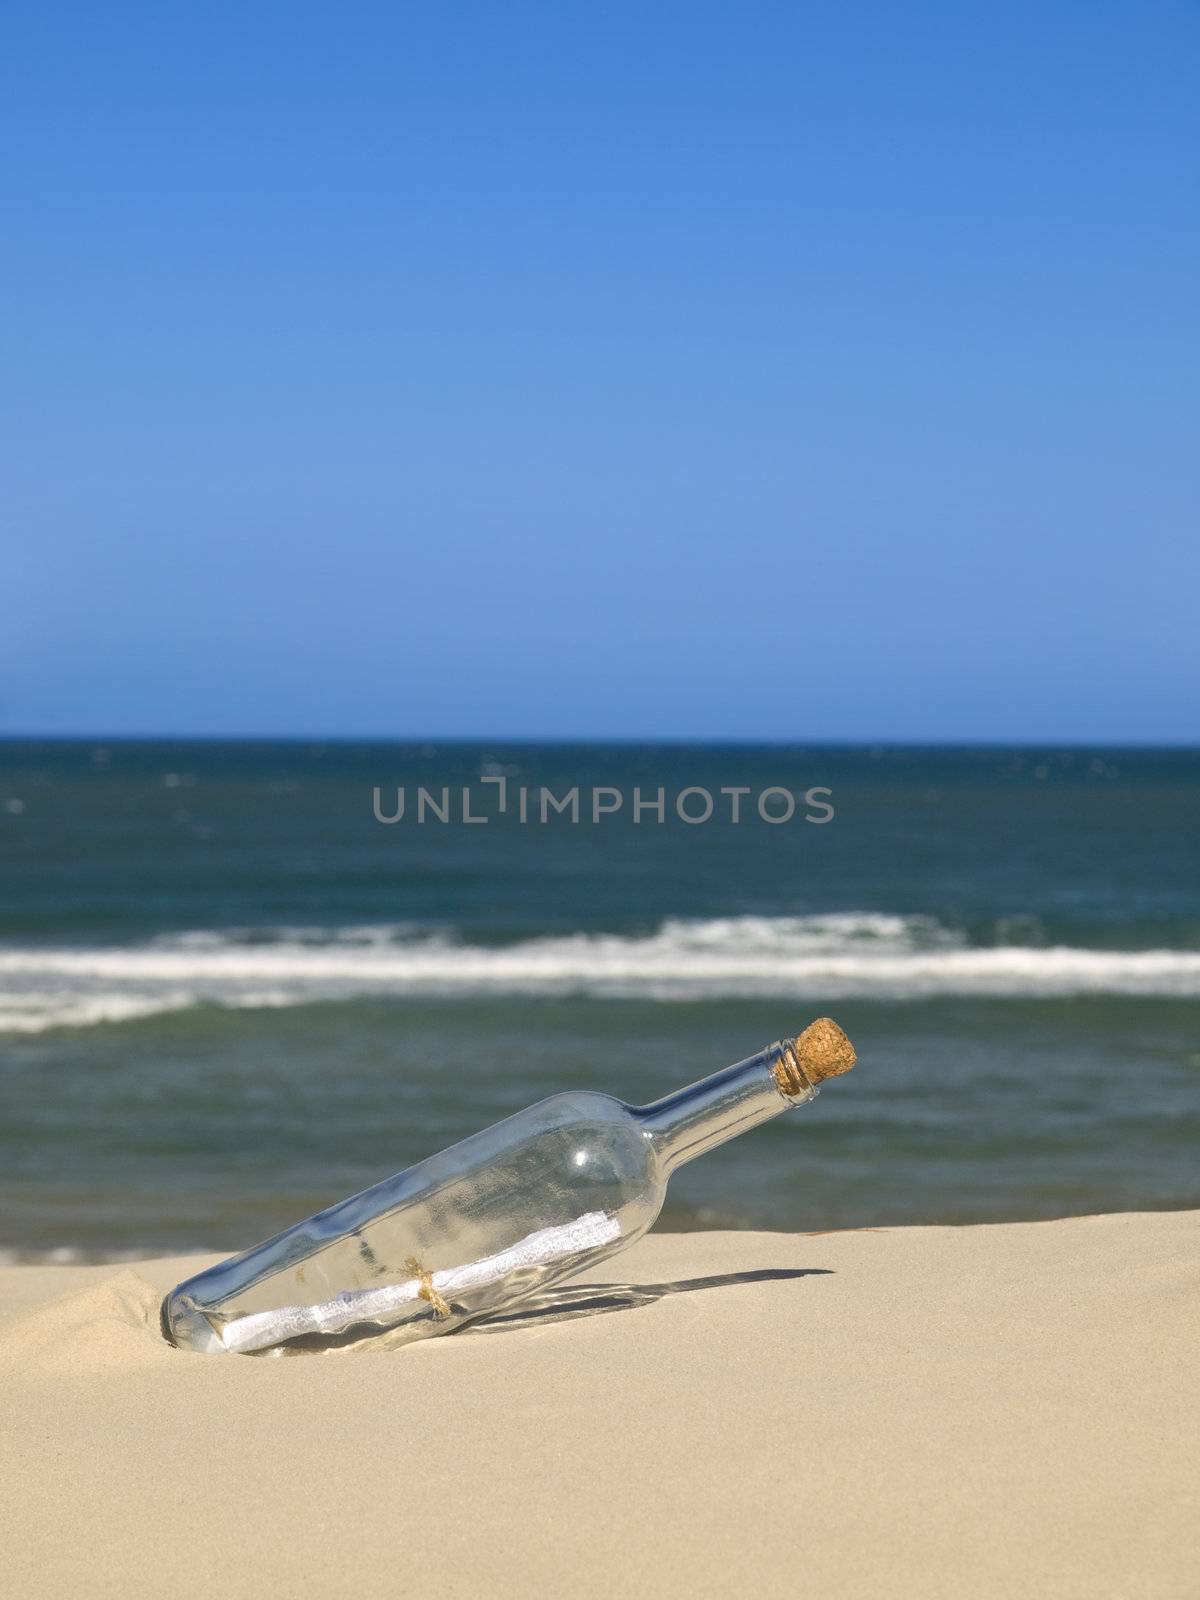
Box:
xmin=4 ymin=913 xmax=1200 ymax=1033
xmin=1 ymin=740 xmax=1197 ymax=1255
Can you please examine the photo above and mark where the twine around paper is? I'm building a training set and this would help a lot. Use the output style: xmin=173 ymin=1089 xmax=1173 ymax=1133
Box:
xmin=406 ymin=1256 xmax=452 ymax=1319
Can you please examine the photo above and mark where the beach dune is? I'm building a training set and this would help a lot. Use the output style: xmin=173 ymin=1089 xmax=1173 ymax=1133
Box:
xmin=3 ymin=1210 xmax=1197 ymax=1598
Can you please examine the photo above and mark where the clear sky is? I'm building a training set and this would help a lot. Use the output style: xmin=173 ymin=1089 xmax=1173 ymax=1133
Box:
xmin=2 ymin=1 xmax=1196 ymax=742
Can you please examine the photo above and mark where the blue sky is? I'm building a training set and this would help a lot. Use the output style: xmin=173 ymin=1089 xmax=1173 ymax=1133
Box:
xmin=2 ymin=1 xmax=1196 ymax=742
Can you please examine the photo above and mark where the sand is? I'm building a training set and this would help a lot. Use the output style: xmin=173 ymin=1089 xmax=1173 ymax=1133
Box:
xmin=2 ymin=1210 xmax=1197 ymax=1599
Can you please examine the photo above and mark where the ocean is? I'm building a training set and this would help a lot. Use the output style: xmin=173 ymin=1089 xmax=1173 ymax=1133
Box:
xmin=1 ymin=739 xmax=1197 ymax=1258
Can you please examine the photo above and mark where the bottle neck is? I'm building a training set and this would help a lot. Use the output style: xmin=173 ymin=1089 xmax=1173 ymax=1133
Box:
xmin=633 ymin=1043 xmax=817 ymax=1173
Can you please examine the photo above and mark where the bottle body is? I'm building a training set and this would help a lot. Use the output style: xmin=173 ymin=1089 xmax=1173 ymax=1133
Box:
xmin=162 ymin=1029 xmax=847 ymax=1356
xmin=164 ymin=1091 xmax=666 ymax=1355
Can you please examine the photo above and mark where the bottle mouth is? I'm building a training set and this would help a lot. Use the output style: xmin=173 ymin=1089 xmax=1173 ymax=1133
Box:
xmin=770 ymin=1041 xmax=818 ymax=1102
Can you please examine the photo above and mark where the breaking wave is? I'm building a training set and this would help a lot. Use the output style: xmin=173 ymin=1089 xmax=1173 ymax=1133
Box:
xmin=2 ymin=913 xmax=1199 ymax=1032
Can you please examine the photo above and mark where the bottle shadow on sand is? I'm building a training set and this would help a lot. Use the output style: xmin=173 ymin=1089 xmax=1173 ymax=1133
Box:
xmin=460 ymin=1267 xmax=833 ymax=1336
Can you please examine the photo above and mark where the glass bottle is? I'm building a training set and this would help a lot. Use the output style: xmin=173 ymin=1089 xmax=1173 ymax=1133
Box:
xmin=162 ymin=1017 xmax=855 ymax=1355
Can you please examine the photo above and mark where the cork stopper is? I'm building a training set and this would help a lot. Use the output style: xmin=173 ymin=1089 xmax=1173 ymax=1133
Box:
xmin=772 ymin=1017 xmax=856 ymax=1097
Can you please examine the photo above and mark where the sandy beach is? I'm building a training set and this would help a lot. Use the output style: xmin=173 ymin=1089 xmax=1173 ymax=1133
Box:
xmin=2 ymin=1209 xmax=1197 ymax=1598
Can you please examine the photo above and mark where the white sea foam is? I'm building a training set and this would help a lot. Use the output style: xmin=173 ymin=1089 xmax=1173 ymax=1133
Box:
xmin=2 ymin=914 xmax=1199 ymax=1032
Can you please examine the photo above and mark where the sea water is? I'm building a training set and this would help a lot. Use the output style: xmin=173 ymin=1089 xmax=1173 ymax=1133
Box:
xmin=0 ymin=739 xmax=1197 ymax=1257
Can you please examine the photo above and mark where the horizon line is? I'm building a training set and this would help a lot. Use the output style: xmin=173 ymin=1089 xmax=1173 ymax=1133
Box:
xmin=1 ymin=732 xmax=1197 ymax=753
